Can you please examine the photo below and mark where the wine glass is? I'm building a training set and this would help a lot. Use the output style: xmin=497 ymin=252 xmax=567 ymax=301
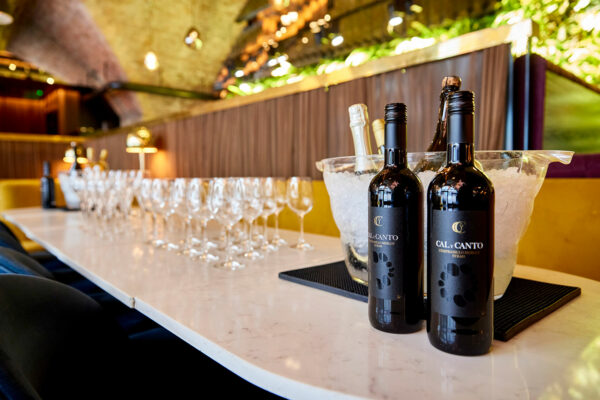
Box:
xmin=187 ymin=178 xmax=219 ymax=262
xmin=241 ymin=177 xmax=263 ymax=260
xmin=139 ymin=178 xmax=155 ymax=244
xmin=286 ymin=177 xmax=314 ymax=250
xmin=165 ymin=178 xmax=188 ymax=251
xmin=271 ymin=177 xmax=288 ymax=246
xmin=150 ymin=178 xmax=170 ymax=248
xmin=209 ymin=178 xmax=244 ymax=270
xmin=259 ymin=177 xmax=278 ymax=252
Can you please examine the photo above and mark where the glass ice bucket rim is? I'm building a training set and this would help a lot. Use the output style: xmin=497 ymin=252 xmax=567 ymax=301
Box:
xmin=316 ymin=150 xmax=574 ymax=172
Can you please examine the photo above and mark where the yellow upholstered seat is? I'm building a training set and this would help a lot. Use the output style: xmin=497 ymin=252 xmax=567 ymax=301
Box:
xmin=0 ymin=179 xmax=65 ymax=252
xmin=516 ymin=178 xmax=600 ymax=282
xmin=276 ymin=179 xmax=599 ymax=282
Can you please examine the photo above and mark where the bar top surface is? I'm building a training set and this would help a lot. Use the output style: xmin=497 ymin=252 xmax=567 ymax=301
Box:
xmin=4 ymin=207 xmax=600 ymax=400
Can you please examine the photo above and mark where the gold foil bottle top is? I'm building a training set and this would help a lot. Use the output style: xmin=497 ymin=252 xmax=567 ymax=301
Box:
xmin=442 ymin=76 xmax=461 ymax=89
xmin=372 ymin=119 xmax=385 ymax=151
xmin=348 ymin=103 xmax=369 ymax=127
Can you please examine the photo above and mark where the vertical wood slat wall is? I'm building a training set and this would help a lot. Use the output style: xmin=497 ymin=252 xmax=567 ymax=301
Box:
xmin=90 ymin=44 xmax=510 ymax=179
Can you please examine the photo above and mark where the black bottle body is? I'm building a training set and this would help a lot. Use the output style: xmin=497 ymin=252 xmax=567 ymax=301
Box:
xmin=41 ymin=162 xmax=55 ymax=209
xmin=368 ymin=149 xmax=424 ymax=333
xmin=427 ymin=145 xmax=494 ymax=355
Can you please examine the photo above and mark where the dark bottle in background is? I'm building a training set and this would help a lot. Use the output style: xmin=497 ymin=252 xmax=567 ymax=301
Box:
xmin=41 ymin=161 xmax=55 ymax=209
xmin=368 ymin=103 xmax=424 ymax=334
xmin=427 ymin=91 xmax=494 ymax=355
xmin=427 ymin=75 xmax=462 ymax=152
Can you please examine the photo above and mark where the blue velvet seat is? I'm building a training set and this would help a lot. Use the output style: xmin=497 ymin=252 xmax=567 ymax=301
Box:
xmin=0 ymin=275 xmax=131 ymax=399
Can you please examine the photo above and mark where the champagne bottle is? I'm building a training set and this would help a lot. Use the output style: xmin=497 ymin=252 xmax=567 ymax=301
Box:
xmin=98 ymin=149 xmax=109 ymax=171
xmin=368 ymin=103 xmax=424 ymax=334
xmin=372 ymin=119 xmax=385 ymax=155
xmin=427 ymin=91 xmax=494 ymax=355
xmin=68 ymin=142 xmax=83 ymax=173
xmin=348 ymin=104 xmax=374 ymax=173
xmin=41 ymin=161 xmax=55 ymax=209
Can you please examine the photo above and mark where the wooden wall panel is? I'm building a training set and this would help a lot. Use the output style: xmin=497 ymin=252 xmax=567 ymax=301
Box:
xmin=0 ymin=140 xmax=68 ymax=179
xmin=86 ymin=44 xmax=510 ymax=179
xmin=0 ymin=98 xmax=46 ymax=133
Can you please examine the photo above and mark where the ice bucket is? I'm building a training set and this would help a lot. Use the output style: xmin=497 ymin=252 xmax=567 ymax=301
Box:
xmin=316 ymin=150 xmax=573 ymax=298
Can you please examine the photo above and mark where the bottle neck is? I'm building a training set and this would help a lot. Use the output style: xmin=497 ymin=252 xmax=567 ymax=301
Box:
xmin=384 ymin=121 xmax=407 ymax=167
xmin=446 ymin=112 xmax=474 ymax=165
xmin=428 ymin=89 xmax=453 ymax=151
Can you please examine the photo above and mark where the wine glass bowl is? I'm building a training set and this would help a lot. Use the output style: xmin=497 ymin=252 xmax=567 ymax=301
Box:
xmin=286 ymin=177 xmax=314 ymax=251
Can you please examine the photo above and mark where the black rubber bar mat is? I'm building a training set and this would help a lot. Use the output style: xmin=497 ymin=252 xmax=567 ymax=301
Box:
xmin=279 ymin=261 xmax=581 ymax=341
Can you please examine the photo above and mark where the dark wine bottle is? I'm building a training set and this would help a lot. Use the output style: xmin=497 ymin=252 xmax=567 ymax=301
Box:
xmin=427 ymin=91 xmax=494 ymax=356
xmin=368 ymin=103 xmax=423 ymax=334
xmin=41 ymin=161 xmax=55 ymax=209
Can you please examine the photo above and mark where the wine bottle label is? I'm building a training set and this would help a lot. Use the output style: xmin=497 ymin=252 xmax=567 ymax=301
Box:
xmin=368 ymin=207 xmax=404 ymax=300
xmin=429 ymin=210 xmax=492 ymax=318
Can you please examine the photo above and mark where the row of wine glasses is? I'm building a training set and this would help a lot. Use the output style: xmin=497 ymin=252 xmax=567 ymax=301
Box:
xmin=69 ymin=169 xmax=315 ymax=271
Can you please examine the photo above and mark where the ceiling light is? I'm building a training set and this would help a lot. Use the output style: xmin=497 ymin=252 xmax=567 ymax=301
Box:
xmin=331 ymin=35 xmax=344 ymax=47
xmin=46 ymin=77 xmax=55 ymax=85
xmin=301 ymin=36 xmax=309 ymax=44
xmin=234 ymin=69 xmax=245 ymax=78
xmin=183 ymin=27 xmax=203 ymax=50
xmin=324 ymin=14 xmax=331 ymax=22
xmin=0 ymin=0 xmax=13 ymax=25
xmin=389 ymin=15 xmax=403 ymax=27
xmin=144 ymin=51 xmax=159 ymax=71
xmin=8 ymin=63 xmax=15 ymax=71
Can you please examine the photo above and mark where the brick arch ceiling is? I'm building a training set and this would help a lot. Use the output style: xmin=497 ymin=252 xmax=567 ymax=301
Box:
xmin=5 ymin=0 xmax=246 ymax=125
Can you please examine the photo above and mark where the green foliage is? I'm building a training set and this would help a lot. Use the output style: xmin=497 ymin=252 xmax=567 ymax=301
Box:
xmin=227 ymin=0 xmax=600 ymax=97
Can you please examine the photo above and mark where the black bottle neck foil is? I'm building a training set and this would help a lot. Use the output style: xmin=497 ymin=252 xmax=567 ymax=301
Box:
xmin=384 ymin=103 xmax=407 ymax=167
xmin=447 ymin=91 xmax=475 ymax=166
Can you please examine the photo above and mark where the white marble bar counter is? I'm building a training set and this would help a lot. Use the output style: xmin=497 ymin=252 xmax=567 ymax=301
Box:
xmin=4 ymin=208 xmax=600 ymax=400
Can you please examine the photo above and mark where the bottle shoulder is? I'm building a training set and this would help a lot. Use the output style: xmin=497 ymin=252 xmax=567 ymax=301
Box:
xmin=428 ymin=165 xmax=494 ymax=208
xmin=370 ymin=166 xmax=423 ymax=193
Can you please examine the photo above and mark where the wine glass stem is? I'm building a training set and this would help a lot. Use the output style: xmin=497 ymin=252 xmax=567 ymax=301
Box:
xmin=263 ymin=216 xmax=268 ymax=243
xmin=152 ymin=213 xmax=158 ymax=241
xmin=299 ymin=214 xmax=305 ymax=244
xmin=247 ymin=220 xmax=254 ymax=252
xmin=274 ymin=211 xmax=280 ymax=239
xmin=184 ymin=217 xmax=192 ymax=249
xmin=224 ymin=226 xmax=233 ymax=263
xmin=201 ymin=220 xmax=209 ymax=253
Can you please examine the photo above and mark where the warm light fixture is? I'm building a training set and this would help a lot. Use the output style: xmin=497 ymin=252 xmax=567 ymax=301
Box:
xmin=144 ymin=51 xmax=159 ymax=71
xmin=331 ymin=34 xmax=344 ymax=47
xmin=63 ymin=143 xmax=88 ymax=165
xmin=126 ymin=126 xmax=158 ymax=171
xmin=46 ymin=77 xmax=55 ymax=85
xmin=388 ymin=15 xmax=403 ymax=27
xmin=0 ymin=0 xmax=13 ymax=25
xmin=184 ymin=27 xmax=203 ymax=50
xmin=8 ymin=63 xmax=15 ymax=71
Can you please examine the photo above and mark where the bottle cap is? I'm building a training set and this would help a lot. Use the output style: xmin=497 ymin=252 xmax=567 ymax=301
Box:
xmin=448 ymin=91 xmax=474 ymax=114
xmin=442 ymin=76 xmax=462 ymax=90
xmin=384 ymin=103 xmax=407 ymax=123
xmin=348 ymin=104 xmax=369 ymax=126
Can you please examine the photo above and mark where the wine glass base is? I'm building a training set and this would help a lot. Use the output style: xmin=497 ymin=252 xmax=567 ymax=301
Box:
xmin=215 ymin=259 xmax=245 ymax=271
xmin=152 ymin=239 xmax=166 ymax=248
xmin=271 ymin=237 xmax=288 ymax=246
xmin=190 ymin=249 xmax=219 ymax=262
xmin=243 ymin=250 xmax=263 ymax=260
xmin=292 ymin=241 xmax=313 ymax=251
xmin=261 ymin=243 xmax=278 ymax=252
